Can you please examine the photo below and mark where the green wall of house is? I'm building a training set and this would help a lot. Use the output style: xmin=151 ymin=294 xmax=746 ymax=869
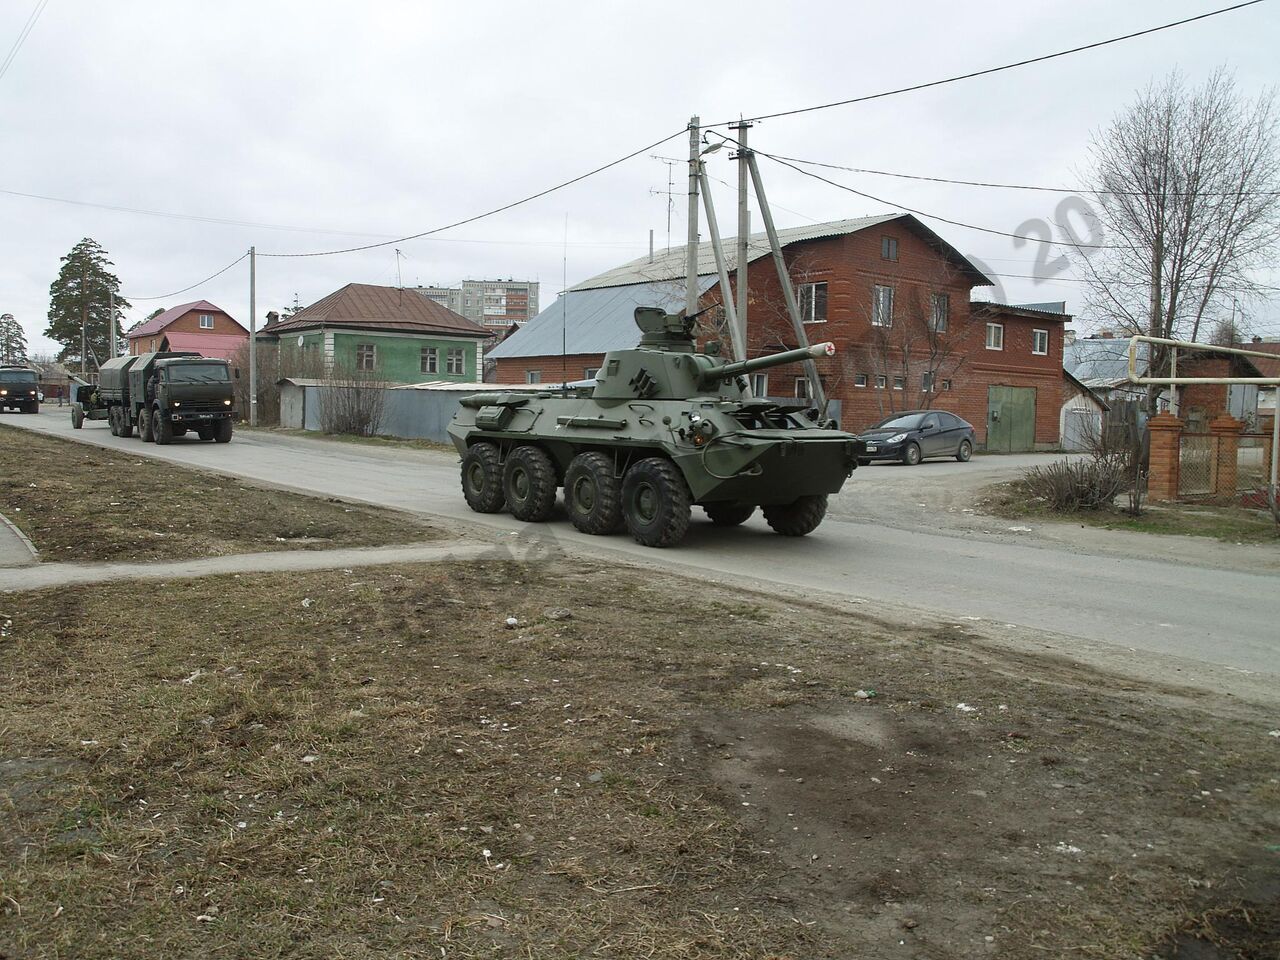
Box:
xmin=293 ymin=330 xmax=479 ymax=383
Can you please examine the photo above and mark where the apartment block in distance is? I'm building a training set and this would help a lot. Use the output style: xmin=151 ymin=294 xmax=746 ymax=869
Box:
xmin=412 ymin=280 xmax=539 ymax=329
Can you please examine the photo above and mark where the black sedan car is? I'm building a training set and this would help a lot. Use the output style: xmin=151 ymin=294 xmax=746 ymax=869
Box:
xmin=857 ymin=410 xmax=976 ymax=465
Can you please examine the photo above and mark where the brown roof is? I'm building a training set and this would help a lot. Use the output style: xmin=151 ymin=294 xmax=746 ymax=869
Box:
xmin=267 ymin=283 xmax=488 ymax=339
xmin=127 ymin=300 xmax=241 ymax=338
xmin=1238 ymin=341 xmax=1280 ymax=379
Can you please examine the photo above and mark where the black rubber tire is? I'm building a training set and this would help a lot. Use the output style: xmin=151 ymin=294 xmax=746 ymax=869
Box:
xmin=72 ymin=407 xmax=84 ymax=429
xmin=138 ymin=407 xmax=153 ymax=442
xmin=902 ymin=442 xmax=922 ymax=466
xmin=461 ymin=442 xmax=506 ymax=513
xmin=108 ymin=406 xmax=120 ymax=436
xmin=956 ymin=439 xmax=972 ymax=462
xmin=703 ymin=503 xmax=755 ymax=527
xmin=621 ymin=457 xmax=691 ymax=548
xmin=763 ymin=494 xmax=828 ymax=537
xmin=857 ymin=458 xmax=871 ymax=467
xmin=564 ymin=451 xmax=624 ymax=534
xmin=502 ymin=445 xmax=557 ymax=522
xmin=28 ymin=402 xmax=38 ymax=415
xmin=173 ymin=426 xmax=188 ymax=437
xmin=153 ymin=408 xmax=172 ymax=445
xmin=197 ymin=427 xmax=214 ymax=442
xmin=214 ymin=418 xmax=233 ymax=443
xmin=118 ymin=413 xmax=132 ymax=438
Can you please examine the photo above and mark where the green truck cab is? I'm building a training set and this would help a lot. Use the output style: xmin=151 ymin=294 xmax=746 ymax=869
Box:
xmin=97 ymin=351 xmax=237 ymax=443
xmin=0 ymin=365 xmax=41 ymax=414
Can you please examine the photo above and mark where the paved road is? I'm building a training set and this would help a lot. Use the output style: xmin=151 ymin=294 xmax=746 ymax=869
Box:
xmin=6 ymin=410 xmax=1279 ymax=678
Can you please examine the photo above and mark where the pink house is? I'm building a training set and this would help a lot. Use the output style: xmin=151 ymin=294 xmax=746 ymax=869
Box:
xmin=125 ymin=300 xmax=248 ymax=360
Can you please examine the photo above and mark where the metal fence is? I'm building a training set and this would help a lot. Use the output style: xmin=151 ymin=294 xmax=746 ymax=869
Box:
xmin=1237 ymin=434 xmax=1272 ymax=500
xmin=1178 ymin=433 xmax=1215 ymax=497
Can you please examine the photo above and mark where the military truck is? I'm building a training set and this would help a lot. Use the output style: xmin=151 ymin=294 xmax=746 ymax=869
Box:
xmin=98 ymin=351 xmax=237 ymax=443
xmin=448 ymin=306 xmax=865 ymax=547
xmin=0 ymin=364 xmax=41 ymax=414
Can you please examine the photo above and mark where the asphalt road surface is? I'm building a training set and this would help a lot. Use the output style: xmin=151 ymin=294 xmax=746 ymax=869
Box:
xmin=7 ymin=409 xmax=1279 ymax=680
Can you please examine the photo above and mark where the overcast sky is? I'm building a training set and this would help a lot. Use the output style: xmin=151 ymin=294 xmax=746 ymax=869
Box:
xmin=2 ymin=0 xmax=1278 ymax=357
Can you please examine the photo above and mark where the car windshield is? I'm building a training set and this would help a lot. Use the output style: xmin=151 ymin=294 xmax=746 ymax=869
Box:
xmin=0 ymin=370 xmax=37 ymax=383
xmin=874 ymin=413 xmax=925 ymax=430
xmin=166 ymin=363 xmax=229 ymax=383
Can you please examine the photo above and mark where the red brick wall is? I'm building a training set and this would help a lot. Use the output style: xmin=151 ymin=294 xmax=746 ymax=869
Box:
xmin=493 ymin=353 xmax=604 ymax=384
xmin=128 ymin=308 xmax=244 ymax=355
xmin=1178 ymin=356 xmax=1231 ymax=424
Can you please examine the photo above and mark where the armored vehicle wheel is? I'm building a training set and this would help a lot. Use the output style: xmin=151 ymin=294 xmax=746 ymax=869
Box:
xmin=71 ymin=406 xmax=84 ymax=429
xmin=108 ymin=407 xmax=120 ymax=436
xmin=503 ymin=445 xmax=556 ymax=521
xmin=621 ymin=457 xmax=690 ymax=548
xmin=703 ymin=503 xmax=755 ymax=527
xmin=138 ymin=408 xmax=153 ymax=442
xmin=153 ymin=409 xmax=173 ymax=445
xmin=564 ymin=452 xmax=623 ymax=535
xmin=461 ymin=442 xmax=506 ymax=513
xmin=214 ymin=418 xmax=234 ymax=443
xmin=902 ymin=442 xmax=922 ymax=466
xmin=763 ymin=494 xmax=828 ymax=537
xmin=956 ymin=439 xmax=972 ymax=462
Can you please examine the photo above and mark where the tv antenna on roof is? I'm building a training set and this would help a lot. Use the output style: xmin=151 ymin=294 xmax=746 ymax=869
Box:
xmin=649 ymin=155 xmax=679 ymax=252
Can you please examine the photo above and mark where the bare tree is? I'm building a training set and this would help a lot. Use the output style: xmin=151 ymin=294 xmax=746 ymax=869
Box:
xmin=317 ymin=360 xmax=389 ymax=437
xmin=1079 ymin=69 xmax=1280 ymax=411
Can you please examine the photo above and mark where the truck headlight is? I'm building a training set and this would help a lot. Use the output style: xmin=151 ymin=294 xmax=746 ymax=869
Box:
xmin=172 ymin=401 xmax=180 ymax=407
xmin=0 ymin=390 xmax=7 ymax=396
xmin=223 ymin=399 xmax=232 ymax=406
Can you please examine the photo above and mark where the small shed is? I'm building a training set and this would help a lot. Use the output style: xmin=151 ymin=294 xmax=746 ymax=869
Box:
xmin=1059 ymin=369 xmax=1109 ymax=452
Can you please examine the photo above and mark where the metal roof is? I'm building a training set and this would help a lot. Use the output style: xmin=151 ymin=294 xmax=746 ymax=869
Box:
xmin=1064 ymin=338 xmax=1148 ymax=384
xmin=487 ymin=276 xmax=719 ymax=360
xmin=267 ymin=283 xmax=489 ymax=338
xmin=1015 ymin=301 xmax=1068 ymax=314
xmin=127 ymin=300 xmax=239 ymax=338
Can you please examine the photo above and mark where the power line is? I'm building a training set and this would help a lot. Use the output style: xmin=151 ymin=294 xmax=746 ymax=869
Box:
xmin=123 ymin=252 xmax=250 ymax=302
xmin=258 ymin=128 xmax=685 ymax=258
xmin=0 ymin=0 xmax=49 ymax=82
xmin=705 ymin=1 xmax=1268 ymax=127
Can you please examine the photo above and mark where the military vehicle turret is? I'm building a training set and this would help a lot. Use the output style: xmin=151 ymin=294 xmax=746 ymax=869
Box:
xmin=448 ymin=306 xmax=865 ymax=547
xmin=0 ymin=364 xmax=41 ymax=414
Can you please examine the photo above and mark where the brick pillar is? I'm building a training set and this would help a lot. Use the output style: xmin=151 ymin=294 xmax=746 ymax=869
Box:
xmin=1209 ymin=415 xmax=1243 ymax=500
xmin=1146 ymin=412 xmax=1184 ymax=502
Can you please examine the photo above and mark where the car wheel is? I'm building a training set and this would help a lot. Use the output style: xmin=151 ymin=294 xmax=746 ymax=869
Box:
xmin=565 ymin=451 xmax=624 ymax=534
xmin=902 ymin=442 xmax=922 ymax=466
xmin=503 ymin=445 xmax=557 ymax=522
xmin=461 ymin=442 xmax=506 ymax=513
xmin=762 ymin=494 xmax=828 ymax=536
xmin=621 ymin=457 xmax=690 ymax=547
xmin=702 ymin=503 xmax=755 ymax=527
xmin=956 ymin=439 xmax=973 ymax=462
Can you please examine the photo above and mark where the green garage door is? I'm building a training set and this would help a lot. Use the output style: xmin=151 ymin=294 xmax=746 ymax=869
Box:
xmin=987 ymin=386 xmax=1036 ymax=453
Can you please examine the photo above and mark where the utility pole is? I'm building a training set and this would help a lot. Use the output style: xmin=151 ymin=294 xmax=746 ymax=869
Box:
xmin=685 ymin=116 xmax=701 ymax=318
xmin=731 ymin=119 xmax=753 ymax=374
xmin=745 ymin=152 xmax=828 ymax=417
xmin=80 ymin=258 xmax=88 ymax=376
xmin=249 ymin=246 xmax=257 ymax=427
xmin=108 ymin=290 xmax=116 ymax=359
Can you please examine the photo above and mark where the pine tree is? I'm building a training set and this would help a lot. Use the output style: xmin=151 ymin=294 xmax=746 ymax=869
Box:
xmin=44 ymin=238 xmax=130 ymax=369
xmin=0 ymin=313 xmax=28 ymax=364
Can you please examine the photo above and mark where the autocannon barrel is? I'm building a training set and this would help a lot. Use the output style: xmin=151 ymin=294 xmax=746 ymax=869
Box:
xmin=699 ymin=341 xmax=836 ymax=386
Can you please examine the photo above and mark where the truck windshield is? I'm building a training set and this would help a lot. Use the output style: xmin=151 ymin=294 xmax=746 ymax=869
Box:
xmin=166 ymin=363 xmax=229 ymax=383
xmin=0 ymin=370 xmax=38 ymax=383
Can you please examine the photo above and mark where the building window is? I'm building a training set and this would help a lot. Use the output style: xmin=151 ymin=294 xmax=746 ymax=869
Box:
xmin=922 ymin=371 xmax=934 ymax=393
xmin=446 ymin=347 xmax=465 ymax=375
xmin=584 ymin=367 xmax=600 ymax=379
xmin=872 ymin=284 xmax=894 ymax=327
xmin=930 ymin=294 xmax=949 ymax=333
xmin=854 ymin=373 xmax=868 ymax=387
xmin=874 ymin=375 xmax=887 ymax=389
xmin=525 ymin=370 xmax=541 ymax=384
xmin=794 ymin=377 xmax=808 ymax=398
xmin=420 ymin=347 xmax=438 ymax=374
xmin=751 ymin=373 xmax=768 ymax=396
xmin=942 ymin=379 xmax=953 ymax=391
xmin=799 ymin=281 xmax=828 ymax=323
xmin=199 ymin=314 xmax=213 ymax=329
xmin=892 ymin=376 xmax=905 ymax=391
xmin=356 ymin=343 xmax=376 ymax=371
xmin=1032 ymin=328 xmax=1050 ymax=355
xmin=985 ymin=322 xmax=1004 ymax=350
xmin=881 ymin=236 xmax=898 ymax=261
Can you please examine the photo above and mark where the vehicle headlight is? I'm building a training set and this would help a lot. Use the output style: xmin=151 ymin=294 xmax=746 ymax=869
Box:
xmin=223 ymin=399 xmax=232 ymax=406
xmin=887 ymin=433 xmax=907 ymax=443
xmin=0 ymin=390 xmax=7 ymax=396
xmin=172 ymin=401 xmax=180 ymax=407
xmin=29 ymin=390 xmax=37 ymax=395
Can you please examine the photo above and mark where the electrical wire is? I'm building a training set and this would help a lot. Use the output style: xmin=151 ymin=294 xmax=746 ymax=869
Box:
xmin=123 ymin=251 xmax=250 ymax=302
xmin=704 ymin=1 xmax=1268 ymax=127
xmin=0 ymin=0 xmax=49 ymax=81
xmin=257 ymin=128 xmax=686 ymax=258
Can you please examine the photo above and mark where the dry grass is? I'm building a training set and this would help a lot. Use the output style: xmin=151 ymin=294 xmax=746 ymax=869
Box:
xmin=0 ymin=424 xmax=438 ymax=561
xmin=2 ymin=557 xmax=1277 ymax=958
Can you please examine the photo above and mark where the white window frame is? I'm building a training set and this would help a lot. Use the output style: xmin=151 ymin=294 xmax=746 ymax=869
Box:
xmin=794 ymin=377 xmax=809 ymax=399
xmin=872 ymin=284 xmax=894 ymax=327
xmin=355 ymin=343 xmax=376 ymax=371
xmin=751 ymin=373 xmax=768 ymax=396
xmin=854 ymin=373 xmax=867 ymax=388
xmin=420 ymin=347 xmax=438 ymax=374
xmin=942 ymin=379 xmax=953 ymax=391
xmin=874 ymin=375 xmax=887 ymax=389
xmin=445 ymin=347 xmax=465 ymax=375
xmin=798 ymin=281 xmax=828 ymax=324
xmin=1032 ymin=328 xmax=1050 ymax=355
xmin=930 ymin=294 xmax=949 ymax=333
xmin=584 ymin=367 xmax=600 ymax=380
xmin=881 ymin=236 xmax=898 ymax=261
xmin=985 ymin=322 xmax=1004 ymax=351
xmin=525 ymin=369 xmax=541 ymax=384
xmin=892 ymin=376 xmax=905 ymax=391
xmin=922 ymin=371 xmax=934 ymax=393
xmin=198 ymin=314 xmax=214 ymax=329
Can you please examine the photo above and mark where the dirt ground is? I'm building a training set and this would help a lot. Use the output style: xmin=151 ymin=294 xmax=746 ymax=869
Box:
xmin=2 ymin=554 xmax=1276 ymax=959
xmin=0 ymin=424 xmax=438 ymax=561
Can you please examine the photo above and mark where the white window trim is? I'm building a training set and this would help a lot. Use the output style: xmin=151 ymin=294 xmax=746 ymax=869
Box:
xmin=445 ymin=347 xmax=465 ymax=375
xmin=751 ymin=373 xmax=769 ymax=396
xmin=198 ymin=314 xmax=214 ymax=329
xmin=854 ymin=373 xmax=867 ymax=388
xmin=420 ymin=347 xmax=439 ymax=374
xmin=874 ymin=375 xmax=887 ymax=389
xmin=985 ymin=322 xmax=1004 ymax=351
xmin=930 ymin=294 xmax=949 ymax=333
xmin=794 ymin=377 xmax=809 ymax=399
xmin=892 ymin=376 xmax=905 ymax=391
xmin=525 ymin=370 xmax=542 ymax=384
xmin=356 ymin=343 xmax=377 ymax=371
xmin=872 ymin=285 xmax=894 ymax=327
xmin=1032 ymin=328 xmax=1050 ymax=355
xmin=799 ymin=281 xmax=828 ymax=324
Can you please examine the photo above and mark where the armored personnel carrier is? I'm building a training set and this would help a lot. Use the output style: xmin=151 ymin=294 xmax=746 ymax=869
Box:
xmin=448 ymin=306 xmax=865 ymax=547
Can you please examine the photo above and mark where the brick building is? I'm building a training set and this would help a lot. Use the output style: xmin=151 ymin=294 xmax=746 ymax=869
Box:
xmin=125 ymin=300 xmax=248 ymax=360
xmin=491 ymin=215 xmax=1067 ymax=448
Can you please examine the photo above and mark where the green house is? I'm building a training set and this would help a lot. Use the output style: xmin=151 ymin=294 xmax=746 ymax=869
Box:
xmin=263 ymin=282 xmax=489 ymax=383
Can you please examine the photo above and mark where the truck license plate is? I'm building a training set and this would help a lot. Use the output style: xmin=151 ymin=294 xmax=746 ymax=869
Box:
xmin=865 ymin=445 xmax=877 ymax=453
